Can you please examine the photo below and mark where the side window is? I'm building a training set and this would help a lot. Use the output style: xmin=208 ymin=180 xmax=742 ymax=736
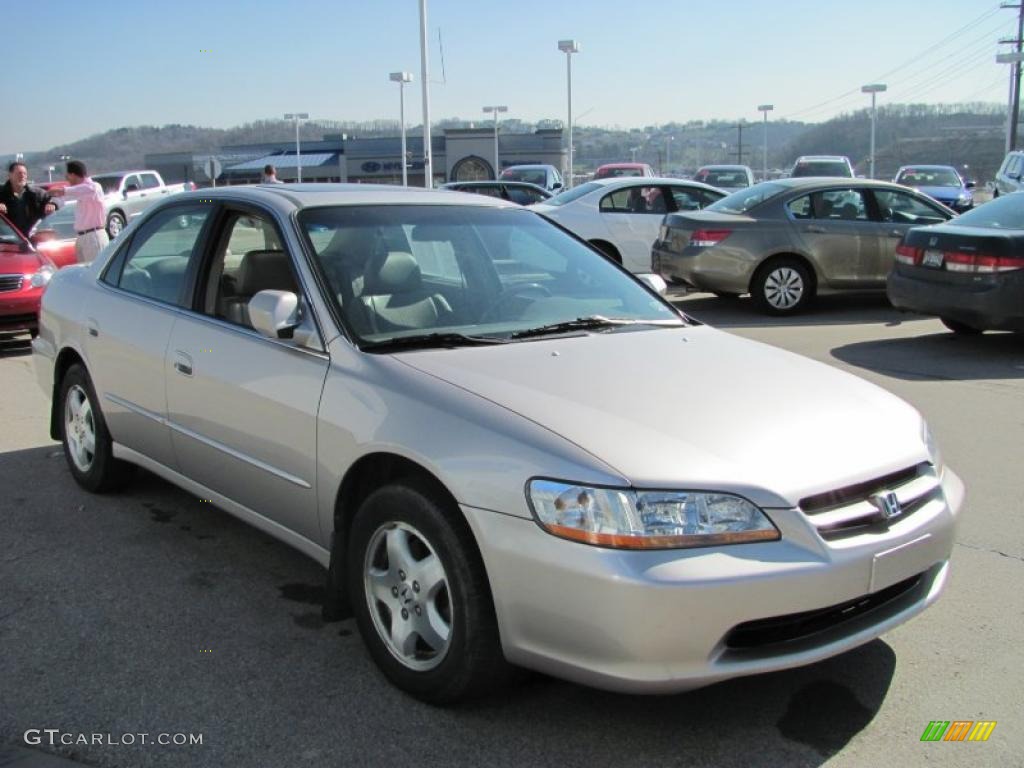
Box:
xmin=116 ymin=206 xmax=211 ymax=304
xmin=140 ymin=173 xmax=161 ymax=190
xmin=599 ymin=186 xmax=664 ymax=214
xmin=809 ymin=189 xmax=868 ymax=221
xmin=472 ymin=186 xmax=502 ymax=199
xmin=670 ymin=186 xmax=717 ymax=212
xmin=787 ymin=195 xmax=812 ymax=219
xmin=123 ymin=174 xmax=141 ymax=193
xmin=872 ymin=190 xmax=948 ymax=225
xmin=205 ymin=213 xmax=294 ymax=328
xmin=1010 ymin=156 xmax=1023 ymax=177
xmin=505 ymin=186 xmax=546 ymax=205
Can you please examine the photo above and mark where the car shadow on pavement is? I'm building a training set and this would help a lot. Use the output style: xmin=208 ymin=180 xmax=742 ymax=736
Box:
xmin=832 ymin=331 xmax=1024 ymax=382
xmin=0 ymin=334 xmax=32 ymax=358
xmin=671 ymin=292 xmax=928 ymax=329
xmin=1 ymin=444 xmax=896 ymax=768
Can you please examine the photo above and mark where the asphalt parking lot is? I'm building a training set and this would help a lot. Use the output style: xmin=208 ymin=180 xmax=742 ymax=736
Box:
xmin=1 ymin=293 xmax=1022 ymax=768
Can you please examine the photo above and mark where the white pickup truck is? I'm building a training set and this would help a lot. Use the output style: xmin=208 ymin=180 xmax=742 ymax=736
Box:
xmin=91 ymin=170 xmax=194 ymax=237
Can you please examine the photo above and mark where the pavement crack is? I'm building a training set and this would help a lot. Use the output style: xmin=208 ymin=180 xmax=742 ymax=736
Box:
xmin=957 ymin=541 xmax=1024 ymax=563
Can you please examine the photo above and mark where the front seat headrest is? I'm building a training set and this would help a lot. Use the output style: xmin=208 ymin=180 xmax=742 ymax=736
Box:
xmin=362 ymin=251 xmax=422 ymax=296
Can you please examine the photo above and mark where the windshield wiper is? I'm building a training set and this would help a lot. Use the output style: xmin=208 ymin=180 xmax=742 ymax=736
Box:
xmin=509 ymin=315 xmax=684 ymax=340
xmin=361 ymin=332 xmax=509 ymax=352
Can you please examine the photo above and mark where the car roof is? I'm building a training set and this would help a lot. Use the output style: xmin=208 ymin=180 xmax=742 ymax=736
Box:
xmin=794 ymin=155 xmax=850 ymax=162
xmin=501 ymin=164 xmax=555 ymax=171
xmin=575 ymin=177 xmax=724 ymax=194
xmin=441 ymin=180 xmax=548 ymax=191
xmin=763 ymin=178 xmax=918 ymax=191
xmin=896 ymin=164 xmax=958 ymax=172
xmin=697 ymin=165 xmax=751 ymax=171
xmin=166 ymin=183 xmax=522 ymax=213
xmin=597 ymin=162 xmax=649 ymax=169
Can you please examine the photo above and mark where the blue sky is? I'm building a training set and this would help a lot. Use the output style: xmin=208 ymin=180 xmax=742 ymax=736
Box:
xmin=2 ymin=0 xmax=1012 ymax=152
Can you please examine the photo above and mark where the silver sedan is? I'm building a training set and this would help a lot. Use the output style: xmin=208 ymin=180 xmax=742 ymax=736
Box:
xmin=652 ymin=178 xmax=954 ymax=314
xmin=34 ymin=185 xmax=962 ymax=703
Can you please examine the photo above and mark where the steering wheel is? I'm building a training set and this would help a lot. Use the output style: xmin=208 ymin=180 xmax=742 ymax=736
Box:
xmin=480 ymin=282 xmax=553 ymax=322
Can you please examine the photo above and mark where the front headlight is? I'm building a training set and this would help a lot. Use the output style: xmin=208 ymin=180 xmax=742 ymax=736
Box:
xmin=922 ymin=422 xmax=943 ymax=473
xmin=527 ymin=479 xmax=779 ymax=549
xmin=29 ymin=265 xmax=55 ymax=288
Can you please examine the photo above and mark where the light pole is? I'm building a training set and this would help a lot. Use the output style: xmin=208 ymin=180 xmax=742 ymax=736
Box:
xmin=558 ymin=39 xmax=579 ymax=188
xmin=47 ymin=165 xmax=55 ymax=182
xmin=390 ymin=72 xmax=413 ymax=186
xmin=665 ymin=136 xmax=674 ymax=175
xmin=284 ymin=112 xmax=309 ymax=182
xmin=997 ymin=52 xmax=1024 ymax=152
xmin=630 ymin=146 xmax=641 ymax=162
xmin=757 ymin=104 xmax=774 ymax=181
xmin=482 ymin=105 xmax=508 ymax=178
xmin=419 ymin=0 xmax=433 ymax=188
xmin=861 ymin=84 xmax=886 ymax=179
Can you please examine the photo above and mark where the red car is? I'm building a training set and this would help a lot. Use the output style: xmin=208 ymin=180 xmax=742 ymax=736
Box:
xmin=28 ymin=204 xmax=78 ymax=268
xmin=593 ymin=162 xmax=655 ymax=179
xmin=0 ymin=212 xmax=59 ymax=337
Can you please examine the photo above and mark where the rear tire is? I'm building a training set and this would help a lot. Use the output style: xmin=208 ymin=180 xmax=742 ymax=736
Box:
xmin=941 ymin=317 xmax=983 ymax=335
xmin=58 ymin=363 xmax=133 ymax=492
xmin=106 ymin=211 xmax=126 ymax=238
xmin=751 ymin=257 xmax=814 ymax=315
xmin=348 ymin=480 xmax=510 ymax=705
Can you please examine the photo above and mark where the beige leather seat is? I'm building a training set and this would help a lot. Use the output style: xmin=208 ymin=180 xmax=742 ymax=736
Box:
xmin=359 ymin=251 xmax=453 ymax=332
xmin=222 ymin=250 xmax=297 ymax=327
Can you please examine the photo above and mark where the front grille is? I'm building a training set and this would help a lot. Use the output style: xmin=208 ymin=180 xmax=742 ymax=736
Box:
xmin=0 ymin=274 xmax=24 ymax=293
xmin=799 ymin=463 xmax=940 ymax=540
xmin=724 ymin=573 xmax=923 ymax=650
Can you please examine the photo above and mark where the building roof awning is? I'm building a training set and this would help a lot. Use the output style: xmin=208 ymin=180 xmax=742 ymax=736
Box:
xmin=226 ymin=152 xmax=340 ymax=171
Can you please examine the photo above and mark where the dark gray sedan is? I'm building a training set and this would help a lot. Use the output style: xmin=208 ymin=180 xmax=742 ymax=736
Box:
xmin=653 ymin=178 xmax=954 ymax=314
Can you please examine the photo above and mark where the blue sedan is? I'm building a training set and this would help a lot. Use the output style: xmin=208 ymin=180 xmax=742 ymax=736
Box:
xmin=894 ymin=165 xmax=974 ymax=212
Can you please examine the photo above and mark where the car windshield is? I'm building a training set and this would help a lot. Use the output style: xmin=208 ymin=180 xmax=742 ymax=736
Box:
xmin=501 ymin=169 xmax=547 ymax=186
xmin=951 ymin=193 xmax=1024 ymax=230
xmin=705 ymin=182 xmax=787 ymax=215
xmin=696 ymin=169 xmax=749 ymax=187
xmin=542 ymin=181 xmax=601 ymax=206
xmin=93 ymin=176 xmax=122 ymax=194
xmin=596 ymin=167 xmax=642 ymax=178
xmin=37 ymin=203 xmax=77 ymax=237
xmin=0 ymin=217 xmax=22 ymax=244
xmin=792 ymin=161 xmax=851 ymax=178
xmin=896 ymin=168 xmax=961 ymax=187
xmin=298 ymin=205 xmax=683 ymax=348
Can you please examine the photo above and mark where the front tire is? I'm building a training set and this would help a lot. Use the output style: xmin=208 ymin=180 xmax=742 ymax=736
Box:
xmin=59 ymin=363 xmax=133 ymax=492
xmin=941 ymin=317 xmax=983 ymax=335
xmin=106 ymin=211 xmax=126 ymax=238
xmin=751 ymin=258 xmax=814 ymax=315
xmin=348 ymin=480 xmax=509 ymax=704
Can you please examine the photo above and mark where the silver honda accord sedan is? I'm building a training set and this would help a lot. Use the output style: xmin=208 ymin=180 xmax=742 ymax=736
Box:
xmin=33 ymin=185 xmax=964 ymax=704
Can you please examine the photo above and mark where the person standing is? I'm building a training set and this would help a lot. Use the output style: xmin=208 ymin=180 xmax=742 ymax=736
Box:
xmin=261 ymin=164 xmax=284 ymax=183
xmin=0 ymin=162 xmax=56 ymax=236
xmin=48 ymin=161 xmax=109 ymax=263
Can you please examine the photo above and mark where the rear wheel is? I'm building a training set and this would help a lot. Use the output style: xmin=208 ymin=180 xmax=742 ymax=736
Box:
xmin=59 ymin=364 xmax=133 ymax=492
xmin=751 ymin=258 xmax=814 ymax=315
xmin=348 ymin=480 xmax=509 ymax=704
xmin=590 ymin=240 xmax=622 ymax=264
xmin=941 ymin=317 xmax=983 ymax=335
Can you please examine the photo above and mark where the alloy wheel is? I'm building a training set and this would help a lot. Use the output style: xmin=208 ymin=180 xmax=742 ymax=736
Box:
xmin=64 ymin=384 xmax=96 ymax=472
xmin=764 ymin=267 xmax=804 ymax=310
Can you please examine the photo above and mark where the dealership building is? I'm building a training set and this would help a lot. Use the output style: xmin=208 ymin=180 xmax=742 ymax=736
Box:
xmin=146 ymin=128 xmax=566 ymax=187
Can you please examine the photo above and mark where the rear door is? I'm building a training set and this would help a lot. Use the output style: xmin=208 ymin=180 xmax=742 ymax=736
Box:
xmin=164 ymin=204 xmax=328 ymax=542
xmin=789 ymin=187 xmax=880 ymax=286
xmin=867 ymin=188 xmax=951 ymax=279
xmin=88 ymin=203 xmax=215 ymax=469
xmin=598 ymin=183 xmax=671 ymax=272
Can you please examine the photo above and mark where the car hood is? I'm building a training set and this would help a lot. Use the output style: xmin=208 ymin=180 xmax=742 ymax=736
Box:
xmin=0 ymin=249 xmax=49 ymax=273
xmin=912 ymin=185 xmax=965 ymax=200
xmin=395 ymin=326 xmax=928 ymax=508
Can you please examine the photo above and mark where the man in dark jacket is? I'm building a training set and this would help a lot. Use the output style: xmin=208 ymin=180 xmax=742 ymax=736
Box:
xmin=0 ymin=161 xmax=56 ymax=235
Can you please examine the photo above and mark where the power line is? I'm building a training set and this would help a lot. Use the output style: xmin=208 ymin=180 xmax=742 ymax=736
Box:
xmin=889 ymin=35 xmax=1010 ymax=101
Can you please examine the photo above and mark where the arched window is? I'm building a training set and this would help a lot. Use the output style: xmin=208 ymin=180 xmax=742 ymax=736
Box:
xmin=450 ymin=156 xmax=494 ymax=182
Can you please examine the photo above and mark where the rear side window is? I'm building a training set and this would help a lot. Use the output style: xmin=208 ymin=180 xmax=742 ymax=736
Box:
xmin=140 ymin=173 xmax=161 ymax=190
xmin=599 ymin=186 xmax=666 ymax=213
xmin=788 ymin=195 xmax=812 ymax=219
xmin=114 ymin=206 xmax=212 ymax=305
xmin=810 ymin=189 xmax=868 ymax=221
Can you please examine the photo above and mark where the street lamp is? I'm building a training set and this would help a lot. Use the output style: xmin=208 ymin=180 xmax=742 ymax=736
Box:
xmin=419 ymin=0 xmax=433 ymax=188
xmin=482 ymin=105 xmax=508 ymax=179
xmin=558 ymin=39 xmax=580 ymax=188
xmin=757 ymin=104 xmax=774 ymax=181
xmin=997 ymin=52 xmax=1024 ymax=152
xmin=630 ymin=146 xmax=641 ymax=162
xmin=861 ymin=84 xmax=886 ymax=179
xmin=284 ymin=112 xmax=309 ymax=182
xmin=390 ymin=72 xmax=414 ymax=186
xmin=665 ymin=136 xmax=675 ymax=175
xmin=47 ymin=165 xmax=55 ymax=182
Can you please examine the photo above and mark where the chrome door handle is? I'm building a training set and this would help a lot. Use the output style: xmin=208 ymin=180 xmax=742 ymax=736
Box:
xmin=173 ymin=351 xmax=193 ymax=377
xmin=86 ymin=318 xmax=99 ymax=337
xmin=888 ymin=229 xmax=903 ymax=238
xmin=805 ymin=225 xmax=826 ymax=233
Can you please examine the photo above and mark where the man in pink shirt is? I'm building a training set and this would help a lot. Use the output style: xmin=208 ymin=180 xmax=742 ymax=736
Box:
xmin=48 ymin=160 xmax=109 ymax=263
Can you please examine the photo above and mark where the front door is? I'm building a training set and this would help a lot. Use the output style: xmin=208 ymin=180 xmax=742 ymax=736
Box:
xmin=164 ymin=207 xmax=328 ymax=543
xmin=790 ymin=188 xmax=880 ymax=286
xmin=868 ymin=188 xmax=952 ymax=282
xmin=598 ymin=184 xmax=672 ymax=272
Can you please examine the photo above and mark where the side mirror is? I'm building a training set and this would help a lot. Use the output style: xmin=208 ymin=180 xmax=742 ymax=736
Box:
xmin=551 ymin=181 xmax=563 ymax=191
xmin=965 ymin=180 xmax=976 ymax=189
xmin=30 ymin=229 xmax=56 ymax=246
xmin=249 ymin=290 xmax=299 ymax=339
xmin=637 ymin=273 xmax=668 ymax=295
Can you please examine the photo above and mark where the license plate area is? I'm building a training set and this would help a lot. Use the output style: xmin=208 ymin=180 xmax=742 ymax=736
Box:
xmin=922 ymin=249 xmax=944 ymax=268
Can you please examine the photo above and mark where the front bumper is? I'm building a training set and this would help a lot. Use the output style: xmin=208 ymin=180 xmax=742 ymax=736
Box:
xmin=463 ymin=469 xmax=963 ymax=693
xmin=888 ymin=266 xmax=1024 ymax=332
xmin=0 ymin=285 xmax=42 ymax=332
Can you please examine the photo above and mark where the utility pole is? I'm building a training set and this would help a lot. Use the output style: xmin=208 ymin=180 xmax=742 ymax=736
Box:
xmin=1000 ymin=2 xmax=1024 ymax=150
